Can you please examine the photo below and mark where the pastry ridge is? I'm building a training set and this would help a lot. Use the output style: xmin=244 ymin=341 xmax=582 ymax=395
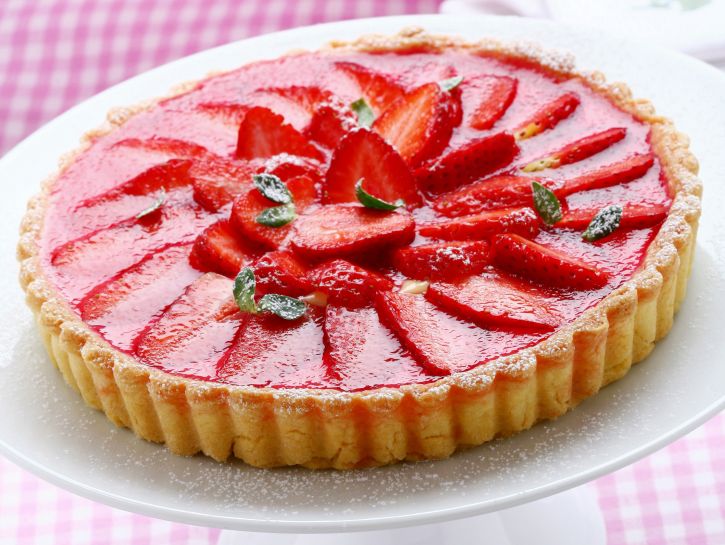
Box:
xmin=18 ymin=28 xmax=702 ymax=469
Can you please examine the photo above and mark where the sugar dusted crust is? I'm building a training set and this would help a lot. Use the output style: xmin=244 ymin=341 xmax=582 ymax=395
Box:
xmin=18 ymin=28 xmax=701 ymax=469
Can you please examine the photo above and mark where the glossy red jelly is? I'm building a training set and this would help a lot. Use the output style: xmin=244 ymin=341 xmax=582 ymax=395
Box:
xmin=39 ymin=49 xmax=671 ymax=391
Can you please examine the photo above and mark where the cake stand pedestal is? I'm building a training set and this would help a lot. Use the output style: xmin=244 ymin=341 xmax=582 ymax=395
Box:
xmin=217 ymin=486 xmax=604 ymax=545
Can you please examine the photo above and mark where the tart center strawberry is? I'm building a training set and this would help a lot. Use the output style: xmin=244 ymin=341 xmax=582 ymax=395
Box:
xmin=39 ymin=48 xmax=672 ymax=392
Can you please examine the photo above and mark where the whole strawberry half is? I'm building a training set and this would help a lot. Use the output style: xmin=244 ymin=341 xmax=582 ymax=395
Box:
xmin=291 ymin=204 xmax=416 ymax=260
xmin=323 ymin=129 xmax=421 ymax=207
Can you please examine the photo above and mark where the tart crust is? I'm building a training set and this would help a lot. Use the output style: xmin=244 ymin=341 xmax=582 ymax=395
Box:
xmin=18 ymin=28 xmax=702 ymax=469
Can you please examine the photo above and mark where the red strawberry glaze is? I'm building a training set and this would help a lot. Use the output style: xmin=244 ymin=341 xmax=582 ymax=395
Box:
xmin=38 ymin=49 xmax=672 ymax=392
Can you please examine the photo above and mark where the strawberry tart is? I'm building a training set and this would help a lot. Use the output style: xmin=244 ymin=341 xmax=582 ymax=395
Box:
xmin=18 ymin=28 xmax=701 ymax=468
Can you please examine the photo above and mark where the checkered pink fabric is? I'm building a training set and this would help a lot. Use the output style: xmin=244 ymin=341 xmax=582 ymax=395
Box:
xmin=0 ymin=1 xmax=723 ymax=544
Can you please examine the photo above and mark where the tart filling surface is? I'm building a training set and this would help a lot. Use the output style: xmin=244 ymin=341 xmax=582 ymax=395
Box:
xmin=19 ymin=29 xmax=701 ymax=468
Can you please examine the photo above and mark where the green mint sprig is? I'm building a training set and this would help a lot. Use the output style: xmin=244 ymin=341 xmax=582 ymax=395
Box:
xmin=233 ymin=266 xmax=306 ymax=320
xmin=257 ymin=293 xmax=307 ymax=320
xmin=254 ymin=173 xmax=297 ymax=228
xmin=136 ymin=188 xmax=166 ymax=219
xmin=531 ymin=181 xmax=562 ymax=226
xmin=583 ymin=205 xmax=623 ymax=242
xmin=256 ymin=204 xmax=296 ymax=227
xmin=355 ymin=179 xmax=404 ymax=211
xmin=253 ymin=173 xmax=293 ymax=204
xmin=439 ymin=75 xmax=463 ymax=92
xmin=233 ymin=267 xmax=257 ymax=314
xmin=351 ymin=98 xmax=375 ymax=128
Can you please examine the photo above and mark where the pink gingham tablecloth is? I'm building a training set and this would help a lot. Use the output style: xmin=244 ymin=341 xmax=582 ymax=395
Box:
xmin=0 ymin=1 xmax=723 ymax=544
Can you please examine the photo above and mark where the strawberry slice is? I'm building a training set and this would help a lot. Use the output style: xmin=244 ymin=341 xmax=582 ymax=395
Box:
xmin=308 ymin=258 xmax=393 ymax=308
xmin=304 ymin=103 xmax=357 ymax=150
xmin=467 ymin=75 xmax=518 ymax=131
xmin=514 ymin=92 xmax=580 ymax=141
xmin=78 ymin=158 xmax=193 ymax=207
xmin=292 ymin=204 xmax=416 ymax=260
xmin=190 ymin=157 xmax=257 ymax=212
xmin=431 ymin=174 xmax=547 ymax=217
xmin=72 ymin=159 xmax=195 ymax=234
xmin=323 ymin=128 xmax=420 ymax=206
xmin=323 ymin=305 xmax=427 ymax=387
xmin=78 ymin=244 xmax=200 ymax=350
xmin=557 ymin=203 xmax=669 ymax=231
xmin=372 ymin=82 xmax=460 ymax=166
xmin=197 ymin=102 xmax=250 ymax=125
xmin=253 ymin=250 xmax=315 ymax=296
xmin=335 ymin=61 xmax=405 ymax=114
xmin=216 ymin=310 xmax=326 ymax=387
xmin=112 ymin=137 xmax=209 ymax=158
xmin=189 ymin=219 xmax=253 ymax=277
xmin=135 ymin=273 xmax=243 ymax=376
xmin=419 ymin=207 xmax=540 ymax=241
xmin=414 ymin=132 xmax=518 ymax=194
xmin=559 ymin=153 xmax=655 ymax=196
xmin=50 ymin=206 xmax=213 ymax=301
xmin=522 ymin=128 xmax=627 ymax=172
xmin=259 ymin=85 xmax=333 ymax=112
xmin=392 ymin=240 xmax=490 ymax=281
xmin=492 ymin=233 xmax=608 ymax=290
xmin=235 ymin=106 xmax=323 ymax=161
xmin=375 ymin=291 xmax=491 ymax=375
xmin=230 ymin=174 xmax=317 ymax=250
xmin=261 ymin=86 xmax=356 ymax=149
xmin=426 ymin=272 xmax=561 ymax=332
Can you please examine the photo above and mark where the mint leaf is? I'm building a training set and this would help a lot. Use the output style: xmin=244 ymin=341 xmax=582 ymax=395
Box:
xmin=256 ymin=203 xmax=296 ymax=227
xmin=439 ymin=75 xmax=463 ymax=92
xmin=233 ymin=267 xmax=257 ymax=314
xmin=253 ymin=173 xmax=292 ymax=204
xmin=355 ymin=179 xmax=404 ymax=211
xmin=351 ymin=98 xmax=375 ymax=128
xmin=258 ymin=293 xmax=306 ymax=320
xmin=583 ymin=205 xmax=623 ymax=242
xmin=136 ymin=188 xmax=166 ymax=219
xmin=531 ymin=181 xmax=562 ymax=225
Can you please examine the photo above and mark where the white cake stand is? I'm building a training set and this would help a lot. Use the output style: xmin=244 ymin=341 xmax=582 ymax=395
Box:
xmin=1 ymin=15 xmax=724 ymax=545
